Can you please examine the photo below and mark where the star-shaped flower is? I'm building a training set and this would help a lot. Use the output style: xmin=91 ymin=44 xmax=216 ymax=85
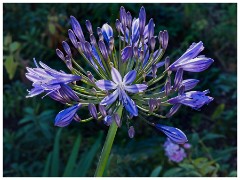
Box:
xmin=96 ymin=67 xmax=148 ymax=116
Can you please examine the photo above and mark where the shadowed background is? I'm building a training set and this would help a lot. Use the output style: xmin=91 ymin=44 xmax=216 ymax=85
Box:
xmin=3 ymin=3 xmax=237 ymax=177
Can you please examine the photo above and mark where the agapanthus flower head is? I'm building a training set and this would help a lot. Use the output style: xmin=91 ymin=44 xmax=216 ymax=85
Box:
xmin=25 ymin=6 xmax=214 ymax=143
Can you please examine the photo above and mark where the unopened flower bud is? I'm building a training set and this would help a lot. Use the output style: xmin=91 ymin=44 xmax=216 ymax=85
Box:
xmin=115 ymin=19 xmax=121 ymax=33
xmin=65 ymin=55 xmax=73 ymax=70
xmin=56 ymin=49 xmax=65 ymax=61
xmin=150 ymin=37 xmax=156 ymax=52
xmin=104 ymin=115 xmax=112 ymax=126
xmin=88 ymin=103 xmax=98 ymax=120
xmin=62 ymin=41 xmax=72 ymax=57
xmin=99 ymin=105 xmax=107 ymax=117
xmin=113 ymin=113 xmax=121 ymax=127
xmin=85 ymin=20 xmax=93 ymax=34
xmin=152 ymin=64 xmax=157 ymax=78
xmin=90 ymin=34 xmax=97 ymax=46
xmin=128 ymin=126 xmax=135 ymax=138
xmin=68 ymin=29 xmax=78 ymax=48
xmin=173 ymin=68 xmax=183 ymax=90
xmin=127 ymin=11 xmax=132 ymax=28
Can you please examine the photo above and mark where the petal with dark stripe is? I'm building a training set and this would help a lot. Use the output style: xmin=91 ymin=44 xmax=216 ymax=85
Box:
xmin=155 ymin=124 xmax=188 ymax=144
xmin=95 ymin=80 xmax=117 ymax=90
xmin=100 ymin=89 xmax=119 ymax=106
xmin=125 ymin=84 xmax=148 ymax=93
xmin=55 ymin=104 xmax=81 ymax=127
xmin=123 ymin=70 xmax=136 ymax=85
xmin=111 ymin=67 xmax=122 ymax=84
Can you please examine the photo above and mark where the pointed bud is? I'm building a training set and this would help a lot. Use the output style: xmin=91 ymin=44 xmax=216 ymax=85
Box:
xmin=158 ymin=30 xmax=168 ymax=50
xmin=139 ymin=6 xmax=146 ymax=35
xmin=88 ymin=103 xmax=98 ymax=120
xmin=68 ymin=29 xmax=78 ymax=48
xmin=127 ymin=11 xmax=132 ymax=28
xmin=150 ymin=37 xmax=156 ymax=52
xmin=173 ymin=68 xmax=183 ymax=90
xmin=152 ymin=64 xmax=157 ymax=78
xmin=90 ymin=34 xmax=97 ymax=46
xmin=165 ymin=81 xmax=171 ymax=96
xmin=113 ymin=113 xmax=121 ymax=127
xmin=56 ymin=49 xmax=65 ymax=61
xmin=98 ymin=40 xmax=108 ymax=60
xmin=85 ymin=20 xmax=93 ymax=34
xmin=62 ymin=41 xmax=72 ymax=57
xmin=148 ymin=18 xmax=154 ymax=39
xmin=99 ymin=105 xmax=107 ymax=117
xmin=55 ymin=103 xmax=81 ymax=127
xmin=128 ymin=126 xmax=135 ymax=138
xmin=120 ymin=6 xmax=127 ymax=28
xmin=65 ymin=55 xmax=73 ymax=70
xmin=70 ymin=16 xmax=85 ymax=42
xmin=165 ymin=56 xmax=170 ymax=69
xmin=115 ymin=19 xmax=121 ymax=32
xmin=155 ymin=124 xmax=188 ymax=144
xmin=104 ymin=115 xmax=112 ymax=126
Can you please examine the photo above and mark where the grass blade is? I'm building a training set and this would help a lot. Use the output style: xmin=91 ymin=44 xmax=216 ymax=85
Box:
xmin=51 ymin=129 xmax=62 ymax=177
xmin=63 ymin=135 xmax=82 ymax=177
xmin=42 ymin=152 xmax=52 ymax=177
xmin=74 ymin=132 xmax=103 ymax=177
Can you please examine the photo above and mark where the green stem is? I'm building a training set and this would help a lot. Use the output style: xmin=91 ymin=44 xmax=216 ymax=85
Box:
xmin=94 ymin=105 xmax=123 ymax=177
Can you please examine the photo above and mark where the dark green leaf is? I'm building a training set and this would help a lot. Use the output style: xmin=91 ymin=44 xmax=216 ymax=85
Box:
xmin=63 ymin=135 xmax=81 ymax=177
xmin=150 ymin=165 xmax=162 ymax=177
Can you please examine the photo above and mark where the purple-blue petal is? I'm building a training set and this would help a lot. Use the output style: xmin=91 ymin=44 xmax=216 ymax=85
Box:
xmin=121 ymin=46 xmax=133 ymax=63
xmin=182 ymin=79 xmax=199 ymax=91
xmin=100 ymin=89 xmax=119 ymax=106
xmin=55 ymin=104 xmax=81 ymax=127
xmin=111 ymin=67 xmax=122 ymax=84
xmin=102 ymin=23 xmax=113 ymax=43
xmin=125 ymin=84 xmax=148 ymax=93
xmin=104 ymin=115 xmax=112 ymax=126
xmin=119 ymin=90 xmax=138 ymax=116
xmin=123 ymin=70 xmax=136 ymax=85
xmin=155 ymin=124 xmax=188 ymax=144
xmin=70 ymin=16 xmax=85 ymax=42
xmin=95 ymin=80 xmax=117 ymax=91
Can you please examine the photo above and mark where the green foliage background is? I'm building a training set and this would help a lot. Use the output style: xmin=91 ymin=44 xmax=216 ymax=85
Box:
xmin=3 ymin=3 xmax=237 ymax=177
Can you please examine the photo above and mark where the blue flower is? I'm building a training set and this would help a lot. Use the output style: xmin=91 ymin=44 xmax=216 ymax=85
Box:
xmin=168 ymin=90 xmax=214 ymax=110
xmin=95 ymin=67 xmax=148 ymax=116
xmin=168 ymin=41 xmax=214 ymax=72
xmin=55 ymin=103 xmax=81 ymax=127
xmin=26 ymin=60 xmax=81 ymax=98
xmin=155 ymin=124 xmax=188 ymax=144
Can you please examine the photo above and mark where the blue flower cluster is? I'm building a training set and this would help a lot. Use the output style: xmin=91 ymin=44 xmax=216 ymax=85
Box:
xmin=25 ymin=6 xmax=213 ymax=143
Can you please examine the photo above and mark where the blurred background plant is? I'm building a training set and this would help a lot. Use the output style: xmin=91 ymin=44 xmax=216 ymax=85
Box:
xmin=3 ymin=3 xmax=237 ymax=177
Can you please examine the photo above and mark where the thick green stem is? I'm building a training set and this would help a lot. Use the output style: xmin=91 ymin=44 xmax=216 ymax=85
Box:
xmin=94 ymin=105 xmax=123 ymax=177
